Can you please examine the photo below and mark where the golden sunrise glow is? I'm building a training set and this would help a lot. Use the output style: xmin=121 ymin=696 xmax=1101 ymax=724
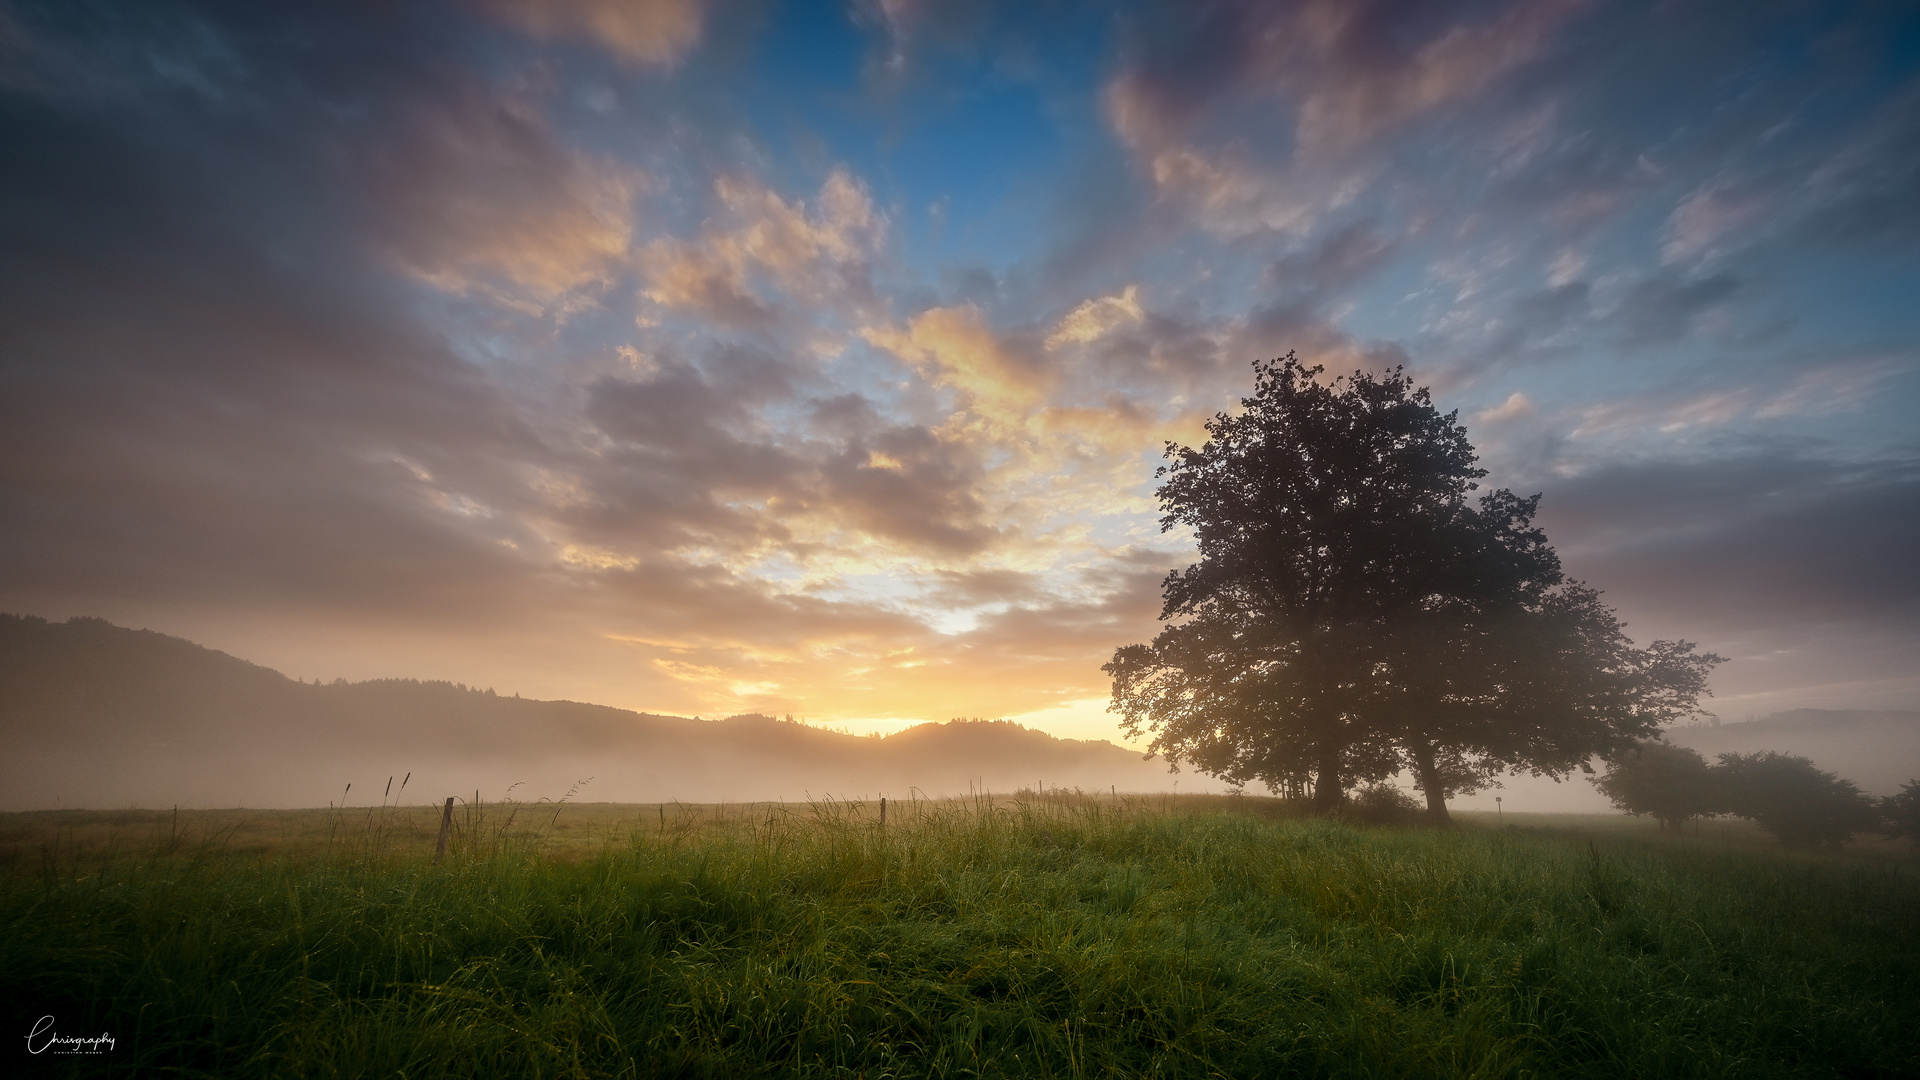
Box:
xmin=3 ymin=0 xmax=1914 ymax=770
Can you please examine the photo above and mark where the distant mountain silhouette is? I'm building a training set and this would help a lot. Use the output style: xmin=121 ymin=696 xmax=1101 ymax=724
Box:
xmin=1699 ymin=708 xmax=1920 ymax=734
xmin=0 ymin=614 xmax=1195 ymax=809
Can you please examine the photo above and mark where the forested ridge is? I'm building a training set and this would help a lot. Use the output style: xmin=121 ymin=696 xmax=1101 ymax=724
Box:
xmin=0 ymin=614 xmax=1177 ymax=808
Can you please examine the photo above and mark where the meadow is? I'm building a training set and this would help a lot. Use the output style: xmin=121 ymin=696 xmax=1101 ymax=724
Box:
xmin=3 ymin=793 xmax=1916 ymax=1078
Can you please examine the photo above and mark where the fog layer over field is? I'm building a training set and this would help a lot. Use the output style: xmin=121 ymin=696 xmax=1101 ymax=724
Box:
xmin=1 ymin=614 xmax=1223 ymax=810
xmin=1448 ymin=711 xmax=1920 ymax=815
xmin=9 ymin=614 xmax=1912 ymax=813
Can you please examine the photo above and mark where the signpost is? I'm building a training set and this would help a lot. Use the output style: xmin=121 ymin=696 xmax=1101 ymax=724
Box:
xmin=434 ymin=796 xmax=454 ymax=864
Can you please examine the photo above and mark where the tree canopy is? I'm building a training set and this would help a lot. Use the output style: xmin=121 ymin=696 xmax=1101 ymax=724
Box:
xmin=1594 ymin=741 xmax=1718 ymax=832
xmin=1106 ymin=355 xmax=1723 ymax=819
xmin=1884 ymin=779 xmax=1920 ymax=850
xmin=1715 ymin=751 xmax=1881 ymax=848
xmin=1595 ymin=742 xmax=1890 ymax=847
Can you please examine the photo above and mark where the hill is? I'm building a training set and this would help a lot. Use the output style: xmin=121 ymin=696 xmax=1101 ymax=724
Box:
xmin=1662 ymin=708 xmax=1920 ymax=795
xmin=0 ymin=614 xmax=1190 ymax=809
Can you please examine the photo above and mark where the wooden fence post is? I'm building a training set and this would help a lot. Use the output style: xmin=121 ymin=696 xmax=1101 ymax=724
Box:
xmin=880 ymin=797 xmax=887 ymax=827
xmin=434 ymin=796 xmax=454 ymax=865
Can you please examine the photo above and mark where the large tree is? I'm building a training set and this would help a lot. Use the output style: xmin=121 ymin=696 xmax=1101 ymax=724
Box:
xmin=1106 ymin=355 xmax=1721 ymax=818
xmin=1106 ymin=355 xmax=1492 ymax=811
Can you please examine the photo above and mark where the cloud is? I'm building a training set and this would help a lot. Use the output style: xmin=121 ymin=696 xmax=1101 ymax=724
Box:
xmin=927 ymin=567 xmax=1046 ymax=607
xmin=0 ymin=11 xmax=583 ymax=626
xmin=1662 ymin=180 xmax=1770 ymax=265
xmin=5 ymin=0 xmax=1919 ymax=740
xmin=545 ymin=546 xmax=1189 ymax=725
xmin=575 ymin=358 xmax=802 ymax=550
xmin=1047 ymin=285 xmax=1144 ymax=349
xmin=1286 ymin=0 xmax=1584 ymax=155
xmin=561 ymin=343 xmax=1007 ymax=564
xmin=1262 ymin=222 xmax=1396 ymax=295
xmin=1798 ymin=77 xmax=1920 ymax=250
xmin=1752 ymin=357 xmax=1910 ymax=420
xmin=1521 ymin=448 xmax=1920 ymax=712
xmin=1105 ymin=0 xmax=1586 ymax=235
xmin=864 ymin=304 xmax=1049 ymax=412
xmin=1608 ymin=271 xmax=1742 ymax=349
xmin=475 ymin=0 xmax=706 ymax=68
xmin=367 ymin=85 xmax=641 ymax=303
xmin=1542 ymin=451 xmax=1920 ymax=631
xmin=850 ymin=0 xmax=1079 ymax=84
xmin=1026 ymin=221 xmax=1410 ymax=418
xmin=1647 ymin=73 xmax=1920 ymax=265
xmin=720 ymin=549 xmax=1181 ymax=724
xmin=1561 ymin=359 xmax=1910 ymax=449
xmin=1475 ymin=391 xmax=1534 ymax=426
xmin=641 ymin=169 xmax=886 ymax=329
xmin=817 ymin=424 xmax=999 ymax=555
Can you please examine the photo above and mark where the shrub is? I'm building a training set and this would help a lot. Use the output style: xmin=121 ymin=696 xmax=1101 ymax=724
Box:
xmin=1715 ymin=751 xmax=1880 ymax=848
xmin=1883 ymin=778 xmax=1920 ymax=849
xmin=1593 ymin=740 xmax=1716 ymax=832
xmin=1348 ymin=783 xmax=1423 ymax=825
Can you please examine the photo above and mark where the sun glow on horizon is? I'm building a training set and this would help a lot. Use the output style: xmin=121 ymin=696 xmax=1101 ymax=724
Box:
xmin=0 ymin=0 xmax=1915 ymax=764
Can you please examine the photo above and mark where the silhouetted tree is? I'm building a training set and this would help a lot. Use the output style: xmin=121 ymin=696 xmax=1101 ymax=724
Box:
xmin=1349 ymin=782 xmax=1423 ymax=825
xmin=1106 ymin=355 xmax=1722 ymax=819
xmin=1593 ymin=741 xmax=1717 ymax=832
xmin=1107 ymin=357 xmax=1485 ymax=810
xmin=1375 ymin=581 xmax=1723 ymax=823
xmin=1878 ymin=778 xmax=1920 ymax=850
xmin=1715 ymin=751 xmax=1880 ymax=848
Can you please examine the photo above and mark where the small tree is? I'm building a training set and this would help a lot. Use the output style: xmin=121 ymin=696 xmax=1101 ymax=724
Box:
xmin=1373 ymin=578 xmax=1721 ymax=823
xmin=1882 ymin=779 xmax=1920 ymax=850
xmin=1715 ymin=751 xmax=1880 ymax=848
xmin=1593 ymin=741 xmax=1716 ymax=832
xmin=1349 ymin=783 xmax=1423 ymax=826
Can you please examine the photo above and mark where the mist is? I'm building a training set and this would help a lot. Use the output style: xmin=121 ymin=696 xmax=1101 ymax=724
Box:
xmin=0 ymin=614 xmax=1221 ymax=811
xmin=9 ymin=614 xmax=1911 ymax=815
xmin=1445 ymin=710 xmax=1920 ymax=816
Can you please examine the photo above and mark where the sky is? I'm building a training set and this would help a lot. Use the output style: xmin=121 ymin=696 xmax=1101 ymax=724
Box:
xmin=2 ymin=0 xmax=1917 ymax=749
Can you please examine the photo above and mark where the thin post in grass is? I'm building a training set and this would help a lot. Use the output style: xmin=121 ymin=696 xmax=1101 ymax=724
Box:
xmin=434 ymin=796 xmax=454 ymax=865
xmin=880 ymin=796 xmax=886 ymax=827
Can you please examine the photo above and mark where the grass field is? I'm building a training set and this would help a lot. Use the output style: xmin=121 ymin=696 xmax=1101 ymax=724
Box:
xmin=4 ymin=793 xmax=1917 ymax=1078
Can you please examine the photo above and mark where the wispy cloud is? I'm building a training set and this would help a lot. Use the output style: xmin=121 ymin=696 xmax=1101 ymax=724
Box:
xmin=475 ymin=0 xmax=707 ymax=68
xmin=2 ymin=0 xmax=1917 ymax=734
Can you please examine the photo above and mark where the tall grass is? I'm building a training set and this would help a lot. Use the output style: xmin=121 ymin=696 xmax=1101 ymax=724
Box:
xmin=3 ymin=793 xmax=1916 ymax=1078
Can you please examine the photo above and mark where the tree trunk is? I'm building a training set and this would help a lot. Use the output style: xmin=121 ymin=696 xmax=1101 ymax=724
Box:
xmin=1411 ymin=741 xmax=1452 ymax=826
xmin=1311 ymin=751 xmax=1343 ymax=814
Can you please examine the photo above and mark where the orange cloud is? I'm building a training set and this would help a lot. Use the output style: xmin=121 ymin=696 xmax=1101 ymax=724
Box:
xmin=1046 ymin=286 xmax=1144 ymax=349
xmin=370 ymin=88 xmax=639 ymax=302
xmin=864 ymin=304 xmax=1048 ymax=412
xmin=476 ymin=0 xmax=706 ymax=67
xmin=641 ymin=168 xmax=884 ymax=325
